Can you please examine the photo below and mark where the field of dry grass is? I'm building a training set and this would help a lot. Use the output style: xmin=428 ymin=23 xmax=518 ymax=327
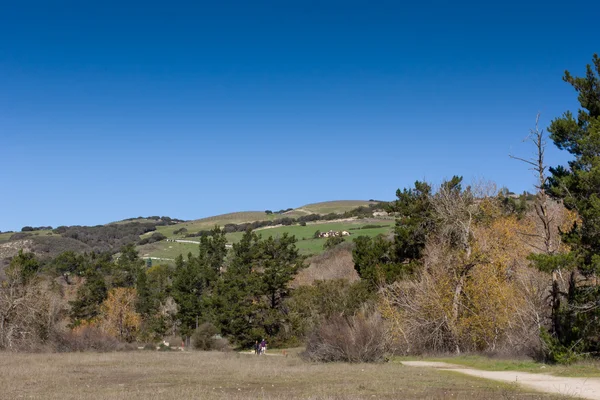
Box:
xmin=0 ymin=351 xmax=570 ymax=400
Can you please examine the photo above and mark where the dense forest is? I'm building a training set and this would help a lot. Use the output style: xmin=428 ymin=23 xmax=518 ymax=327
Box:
xmin=1 ymin=54 xmax=599 ymax=364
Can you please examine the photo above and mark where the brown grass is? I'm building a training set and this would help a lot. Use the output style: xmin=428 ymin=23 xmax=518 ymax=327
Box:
xmin=0 ymin=351 xmax=569 ymax=399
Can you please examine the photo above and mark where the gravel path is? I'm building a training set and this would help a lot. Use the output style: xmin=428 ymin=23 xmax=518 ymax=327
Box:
xmin=402 ymin=361 xmax=600 ymax=399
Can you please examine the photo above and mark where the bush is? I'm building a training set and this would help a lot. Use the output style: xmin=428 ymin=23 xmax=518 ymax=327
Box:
xmin=303 ymin=311 xmax=388 ymax=363
xmin=192 ymin=323 xmax=219 ymax=351
xmin=323 ymin=236 xmax=345 ymax=250
xmin=56 ymin=326 xmax=130 ymax=352
xmin=539 ymin=328 xmax=581 ymax=365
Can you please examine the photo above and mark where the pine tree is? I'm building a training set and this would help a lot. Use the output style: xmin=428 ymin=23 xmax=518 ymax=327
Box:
xmin=541 ymin=54 xmax=600 ymax=359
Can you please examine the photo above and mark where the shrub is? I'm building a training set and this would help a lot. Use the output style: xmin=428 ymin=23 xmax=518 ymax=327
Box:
xmin=56 ymin=326 xmax=128 ymax=352
xmin=303 ymin=311 xmax=388 ymax=363
xmin=192 ymin=323 xmax=219 ymax=351
xmin=539 ymin=328 xmax=581 ymax=365
xmin=323 ymin=236 xmax=345 ymax=250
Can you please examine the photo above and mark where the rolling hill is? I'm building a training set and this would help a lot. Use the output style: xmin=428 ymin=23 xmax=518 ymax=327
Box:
xmin=0 ymin=200 xmax=393 ymax=267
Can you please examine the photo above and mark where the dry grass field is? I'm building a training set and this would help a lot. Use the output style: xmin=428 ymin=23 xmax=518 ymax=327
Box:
xmin=0 ymin=351 xmax=571 ymax=400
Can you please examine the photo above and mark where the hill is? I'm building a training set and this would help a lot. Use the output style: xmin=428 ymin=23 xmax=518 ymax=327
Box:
xmin=136 ymin=200 xmax=392 ymax=261
xmin=0 ymin=200 xmax=392 ymax=266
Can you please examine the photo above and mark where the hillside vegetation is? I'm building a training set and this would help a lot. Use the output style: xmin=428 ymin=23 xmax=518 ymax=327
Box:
xmin=2 ymin=56 xmax=600 ymax=374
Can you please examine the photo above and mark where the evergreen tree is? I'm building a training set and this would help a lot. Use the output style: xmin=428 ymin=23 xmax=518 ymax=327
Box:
xmin=389 ymin=181 xmax=433 ymax=262
xmin=69 ymin=269 xmax=108 ymax=322
xmin=171 ymin=254 xmax=205 ymax=337
xmin=212 ymin=230 xmax=262 ymax=345
xmin=198 ymin=226 xmax=228 ymax=287
xmin=112 ymin=244 xmax=144 ymax=288
xmin=135 ymin=268 xmax=154 ymax=317
xmin=540 ymin=54 xmax=600 ymax=359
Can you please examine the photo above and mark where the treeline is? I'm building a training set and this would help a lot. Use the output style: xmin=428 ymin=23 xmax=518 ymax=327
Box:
xmin=117 ymin=216 xmax=186 ymax=224
xmin=1 ymin=230 xmax=344 ymax=351
xmin=53 ymin=223 xmax=161 ymax=253
xmin=21 ymin=226 xmax=53 ymax=232
xmin=185 ymin=202 xmax=389 ymax=237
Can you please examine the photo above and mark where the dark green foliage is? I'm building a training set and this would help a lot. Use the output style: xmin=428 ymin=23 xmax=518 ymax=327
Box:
xmin=211 ymin=231 xmax=262 ymax=345
xmin=352 ymin=235 xmax=409 ymax=289
xmin=112 ymin=244 xmax=144 ymax=288
xmin=7 ymin=250 xmax=40 ymax=285
xmin=536 ymin=54 xmax=600 ymax=361
xmin=389 ymin=181 xmax=433 ymax=263
xmin=171 ymin=254 xmax=206 ymax=337
xmin=173 ymin=227 xmax=188 ymax=235
xmin=323 ymin=236 xmax=345 ymax=250
xmin=69 ymin=269 xmax=108 ymax=322
xmin=21 ymin=226 xmax=52 ymax=232
xmin=497 ymin=190 xmax=530 ymax=217
xmin=539 ymin=328 xmax=581 ymax=365
xmin=259 ymin=233 xmax=301 ymax=311
xmin=138 ymin=232 xmax=167 ymax=245
xmin=198 ymin=226 xmax=227 ymax=284
xmin=54 ymin=222 xmax=161 ymax=253
xmin=135 ymin=269 xmax=154 ymax=317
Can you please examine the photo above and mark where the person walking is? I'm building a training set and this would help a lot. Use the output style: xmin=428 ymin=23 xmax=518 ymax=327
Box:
xmin=260 ymin=338 xmax=267 ymax=355
xmin=254 ymin=340 xmax=259 ymax=355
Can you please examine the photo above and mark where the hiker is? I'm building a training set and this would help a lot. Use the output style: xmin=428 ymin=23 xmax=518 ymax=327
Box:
xmin=254 ymin=340 xmax=259 ymax=355
xmin=260 ymin=338 xmax=267 ymax=355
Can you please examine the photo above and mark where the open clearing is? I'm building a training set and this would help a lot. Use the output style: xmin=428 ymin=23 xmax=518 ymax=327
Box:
xmin=0 ymin=352 xmax=568 ymax=400
xmin=403 ymin=361 xmax=599 ymax=399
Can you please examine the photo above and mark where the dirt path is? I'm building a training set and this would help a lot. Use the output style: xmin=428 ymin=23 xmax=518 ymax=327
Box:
xmin=402 ymin=361 xmax=600 ymax=399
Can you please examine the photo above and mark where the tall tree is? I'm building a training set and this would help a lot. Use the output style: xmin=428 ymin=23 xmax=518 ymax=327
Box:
xmin=112 ymin=244 xmax=144 ymax=288
xmin=543 ymin=54 xmax=600 ymax=359
xmin=212 ymin=230 xmax=262 ymax=345
xmin=171 ymin=254 xmax=205 ymax=338
xmin=389 ymin=181 xmax=433 ymax=262
xmin=69 ymin=269 xmax=108 ymax=322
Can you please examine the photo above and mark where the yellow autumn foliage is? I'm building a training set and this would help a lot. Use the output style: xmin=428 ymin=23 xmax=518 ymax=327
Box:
xmin=97 ymin=287 xmax=141 ymax=342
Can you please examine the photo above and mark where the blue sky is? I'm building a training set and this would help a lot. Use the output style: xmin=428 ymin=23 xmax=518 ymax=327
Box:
xmin=0 ymin=0 xmax=597 ymax=231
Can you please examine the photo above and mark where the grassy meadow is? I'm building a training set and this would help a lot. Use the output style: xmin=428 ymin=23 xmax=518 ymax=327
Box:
xmin=138 ymin=220 xmax=394 ymax=261
xmin=0 ymin=351 xmax=569 ymax=400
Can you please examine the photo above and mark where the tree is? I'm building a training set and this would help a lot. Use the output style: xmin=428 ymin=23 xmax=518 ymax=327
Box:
xmin=135 ymin=268 xmax=154 ymax=318
xmin=69 ymin=269 xmax=108 ymax=323
xmin=541 ymin=54 xmax=600 ymax=360
xmin=112 ymin=244 xmax=144 ymax=288
xmin=323 ymin=236 xmax=344 ymax=250
xmin=259 ymin=234 xmax=301 ymax=310
xmin=7 ymin=250 xmax=40 ymax=285
xmin=171 ymin=254 xmax=205 ymax=338
xmin=389 ymin=181 xmax=433 ymax=263
xmin=51 ymin=251 xmax=83 ymax=284
xmin=212 ymin=230 xmax=262 ymax=345
xmin=98 ymin=287 xmax=141 ymax=342
xmin=352 ymin=235 xmax=397 ymax=289
xmin=255 ymin=233 xmax=301 ymax=342
xmin=198 ymin=226 xmax=228 ymax=285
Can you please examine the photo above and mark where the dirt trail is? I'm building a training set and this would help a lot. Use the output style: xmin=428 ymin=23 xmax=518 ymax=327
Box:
xmin=403 ymin=361 xmax=600 ymax=399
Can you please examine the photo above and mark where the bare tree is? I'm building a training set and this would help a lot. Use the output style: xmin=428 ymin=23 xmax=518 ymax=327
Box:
xmin=510 ymin=113 xmax=562 ymax=337
xmin=510 ymin=113 xmax=555 ymax=254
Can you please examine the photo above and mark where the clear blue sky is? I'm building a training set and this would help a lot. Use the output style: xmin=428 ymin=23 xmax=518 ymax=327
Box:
xmin=0 ymin=0 xmax=597 ymax=231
